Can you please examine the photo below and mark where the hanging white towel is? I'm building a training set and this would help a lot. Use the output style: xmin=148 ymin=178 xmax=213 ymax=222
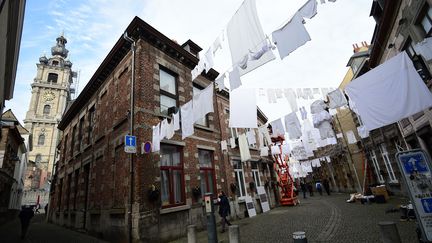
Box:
xmin=271 ymin=145 xmax=281 ymax=155
xmin=166 ymin=119 xmax=175 ymax=139
xmin=270 ymin=118 xmax=285 ymax=137
xmin=204 ymin=47 xmax=215 ymax=73
xmin=215 ymin=73 xmax=226 ymax=91
xmin=159 ymin=119 xmax=168 ymax=140
xmin=328 ymin=88 xmax=348 ymax=109
xmin=284 ymin=112 xmax=302 ymax=139
xmin=260 ymin=146 xmax=269 ymax=156
xmin=298 ymin=0 xmax=318 ymax=19
xmin=221 ymin=140 xmax=228 ymax=151
xmin=230 ymin=137 xmax=236 ymax=148
xmin=227 ymin=0 xmax=275 ymax=76
xmin=272 ymin=12 xmax=311 ymax=60
xmin=173 ymin=111 xmax=180 ymax=131
xmin=345 ymin=52 xmax=432 ymax=131
xmin=181 ymin=101 xmax=194 ymax=139
xmin=239 ymin=134 xmax=251 ymax=162
xmin=283 ymin=88 xmax=298 ymax=112
xmin=152 ymin=124 xmax=160 ymax=152
xmin=229 ymin=88 xmax=258 ymax=128
xmin=193 ymin=84 xmax=214 ymax=122
xmin=346 ymin=130 xmax=357 ymax=144
xmin=229 ymin=67 xmax=242 ymax=91
xmin=246 ymin=129 xmax=257 ymax=146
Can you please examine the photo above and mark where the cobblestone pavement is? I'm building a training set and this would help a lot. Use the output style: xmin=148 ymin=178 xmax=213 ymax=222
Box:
xmin=0 ymin=214 xmax=107 ymax=243
xmin=171 ymin=193 xmax=418 ymax=243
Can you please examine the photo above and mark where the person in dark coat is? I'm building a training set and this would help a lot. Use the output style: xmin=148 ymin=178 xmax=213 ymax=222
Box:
xmin=316 ymin=181 xmax=323 ymax=196
xmin=300 ymin=181 xmax=307 ymax=199
xmin=19 ymin=205 xmax=34 ymax=239
xmin=323 ymin=179 xmax=331 ymax=195
xmin=307 ymin=182 xmax=314 ymax=196
xmin=218 ymin=191 xmax=231 ymax=233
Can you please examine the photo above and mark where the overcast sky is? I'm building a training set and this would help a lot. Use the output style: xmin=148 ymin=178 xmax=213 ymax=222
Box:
xmin=7 ymin=0 xmax=376 ymax=123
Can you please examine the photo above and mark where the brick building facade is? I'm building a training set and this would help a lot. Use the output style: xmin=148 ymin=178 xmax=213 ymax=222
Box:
xmin=49 ymin=17 xmax=276 ymax=242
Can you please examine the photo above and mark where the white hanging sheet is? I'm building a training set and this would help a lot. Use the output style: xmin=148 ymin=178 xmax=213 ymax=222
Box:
xmin=414 ymin=37 xmax=432 ymax=61
xmin=239 ymin=134 xmax=251 ymax=162
xmin=181 ymin=101 xmax=194 ymax=139
xmin=260 ymin=146 xmax=269 ymax=156
xmin=193 ymin=84 xmax=214 ymax=122
xmin=229 ymin=67 xmax=242 ymax=91
xmin=152 ymin=124 xmax=160 ymax=152
xmin=328 ymin=88 xmax=348 ymax=109
xmin=229 ymin=88 xmax=258 ymax=128
xmin=215 ymin=73 xmax=226 ymax=91
xmin=270 ymin=118 xmax=285 ymax=137
xmin=272 ymin=12 xmax=311 ymax=60
xmin=346 ymin=130 xmax=357 ymax=144
xmin=227 ymin=0 xmax=275 ymax=76
xmin=283 ymin=88 xmax=298 ymax=112
xmin=345 ymin=52 xmax=432 ymax=131
xmin=284 ymin=112 xmax=302 ymax=139
xmin=298 ymin=0 xmax=318 ymax=19
xmin=246 ymin=129 xmax=257 ymax=145
xmin=221 ymin=140 xmax=228 ymax=151
xmin=173 ymin=111 xmax=180 ymax=131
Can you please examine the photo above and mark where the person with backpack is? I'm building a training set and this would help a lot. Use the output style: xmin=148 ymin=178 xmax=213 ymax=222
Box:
xmin=217 ymin=191 xmax=231 ymax=233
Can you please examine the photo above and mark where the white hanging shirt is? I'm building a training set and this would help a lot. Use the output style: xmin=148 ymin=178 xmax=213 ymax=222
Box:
xmin=181 ymin=101 xmax=194 ymax=139
xmin=152 ymin=124 xmax=160 ymax=152
xmin=159 ymin=119 xmax=168 ymax=140
xmin=215 ymin=73 xmax=226 ymax=91
xmin=229 ymin=67 xmax=242 ymax=91
xmin=166 ymin=119 xmax=175 ymax=139
xmin=284 ymin=112 xmax=302 ymax=140
xmin=229 ymin=88 xmax=258 ymax=128
xmin=258 ymin=125 xmax=272 ymax=147
xmin=173 ymin=111 xmax=180 ymax=131
xmin=346 ymin=130 xmax=357 ymax=144
xmin=238 ymin=134 xmax=251 ymax=162
xmin=226 ymin=0 xmax=275 ymax=76
xmin=230 ymin=137 xmax=236 ymax=148
xmin=221 ymin=140 xmax=228 ymax=151
xmin=204 ymin=47 xmax=215 ymax=73
xmin=328 ymin=88 xmax=348 ymax=109
xmin=270 ymin=118 xmax=285 ymax=137
xmin=272 ymin=12 xmax=311 ymax=60
xmin=246 ymin=129 xmax=257 ymax=146
xmin=298 ymin=0 xmax=318 ymax=19
xmin=193 ymin=84 xmax=214 ymax=122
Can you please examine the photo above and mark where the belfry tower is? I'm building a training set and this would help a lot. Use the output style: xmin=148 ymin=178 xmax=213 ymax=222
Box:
xmin=23 ymin=35 xmax=75 ymax=189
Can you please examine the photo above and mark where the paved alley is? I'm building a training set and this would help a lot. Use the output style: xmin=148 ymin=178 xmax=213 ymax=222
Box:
xmin=171 ymin=193 xmax=418 ymax=243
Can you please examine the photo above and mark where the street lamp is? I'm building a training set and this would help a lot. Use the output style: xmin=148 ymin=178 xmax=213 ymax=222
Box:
xmin=123 ymin=31 xmax=136 ymax=243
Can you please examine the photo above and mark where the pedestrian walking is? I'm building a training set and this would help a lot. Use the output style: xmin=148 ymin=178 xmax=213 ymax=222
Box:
xmin=323 ymin=179 xmax=331 ymax=195
xmin=44 ymin=203 xmax=48 ymax=214
xmin=217 ymin=191 xmax=231 ymax=233
xmin=19 ymin=205 xmax=35 ymax=239
xmin=300 ymin=181 xmax=307 ymax=199
xmin=316 ymin=181 xmax=323 ymax=196
xmin=307 ymin=182 xmax=314 ymax=196
xmin=35 ymin=204 xmax=40 ymax=214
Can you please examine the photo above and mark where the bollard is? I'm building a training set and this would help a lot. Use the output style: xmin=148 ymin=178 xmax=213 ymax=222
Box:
xmin=204 ymin=193 xmax=218 ymax=243
xmin=292 ymin=231 xmax=308 ymax=243
xmin=187 ymin=225 xmax=196 ymax=243
xmin=378 ymin=221 xmax=402 ymax=243
xmin=228 ymin=225 xmax=240 ymax=243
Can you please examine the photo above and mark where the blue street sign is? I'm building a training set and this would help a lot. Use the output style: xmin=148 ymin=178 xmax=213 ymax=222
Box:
xmin=125 ymin=135 xmax=136 ymax=147
xmin=124 ymin=135 xmax=137 ymax=153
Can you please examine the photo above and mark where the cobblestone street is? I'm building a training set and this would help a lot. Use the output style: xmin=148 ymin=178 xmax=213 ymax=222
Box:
xmin=171 ymin=193 xmax=418 ymax=243
xmin=0 ymin=214 xmax=107 ymax=243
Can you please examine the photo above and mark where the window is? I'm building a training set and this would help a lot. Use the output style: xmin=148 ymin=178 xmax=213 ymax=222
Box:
xmin=38 ymin=134 xmax=45 ymax=146
xmin=404 ymin=38 xmax=431 ymax=80
xmin=370 ymin=150 xmax=384 ymax=183
xmin=73 ymin=169 xmax=79 ymax=210
xmin=233 ymin=160 xmax=246 ymax=198
xmin=230 ymin=128 xmax=238 ymax=139
xmin=35 ymin=154 xmax=42 ymax=163
xmin=47 ymin=73 xmax=58 ymax=83
xmin=251 ymin=161 xmax=261 ymax=191
xmin=420 ymin=5 xmax=432 ymax=36
xmin=159 ymin=69 xmax=178 ymax=115
xmin=193 ymin=85 xmax=209 ymax=126
xmin=71 ymin=126 xmax=76 ymax=156
xmin=199 ymin=149 xmax=215 ymax=197
xmin=87 ymin=107 xmax=95 ymax=144
xmin=379 ymin=144 xmax=398 ymax=183
xmin=160 ymin=144 xmax=184 ymax=207
xmin=52 ymin=61 xmax=59 ymax=67
xmin=43 ymin=105 xmax=50 ymax=115
xmin=63 ymin=134 xmax=68 ymax=161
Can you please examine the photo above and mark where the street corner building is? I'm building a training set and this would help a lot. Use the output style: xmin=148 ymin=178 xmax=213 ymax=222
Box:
xmin=49 ymin=17 xmax=276 ymax=242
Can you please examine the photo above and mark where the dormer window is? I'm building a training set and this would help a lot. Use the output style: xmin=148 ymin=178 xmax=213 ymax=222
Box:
xmin=52 ymin=60 xmax=59 ymax=66
xmin=48 ymin=73 xmax=58 ymax=83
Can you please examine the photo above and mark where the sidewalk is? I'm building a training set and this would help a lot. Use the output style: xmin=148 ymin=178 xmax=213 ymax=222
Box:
xmin=0 ymin=214 xmax=107 ymax=243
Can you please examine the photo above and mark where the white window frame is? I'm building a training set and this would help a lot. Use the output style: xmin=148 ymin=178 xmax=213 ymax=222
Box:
xmin=379 ymin=143 xmax=398 ymax=183
xmin=252 ymin=168 xmax=261 ymax=188
xmin=230 ymin=128 xmax=238 ymax=138
xmin=370 ymin=150 xmax=384 ymax=184
xmin=234 ymin=161 xmax=247 ymax=199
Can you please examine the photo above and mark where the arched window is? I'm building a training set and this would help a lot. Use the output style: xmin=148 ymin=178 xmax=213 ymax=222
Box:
xmin=35 ymin=154 xmax=42 ymax=163
xmin=47 ymin=73 xmax=58 ymax=83
xmin=38 ymin=134 xmax=45 ymax=146
xmin=43 ymin=105 xmax=50 ymax=115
